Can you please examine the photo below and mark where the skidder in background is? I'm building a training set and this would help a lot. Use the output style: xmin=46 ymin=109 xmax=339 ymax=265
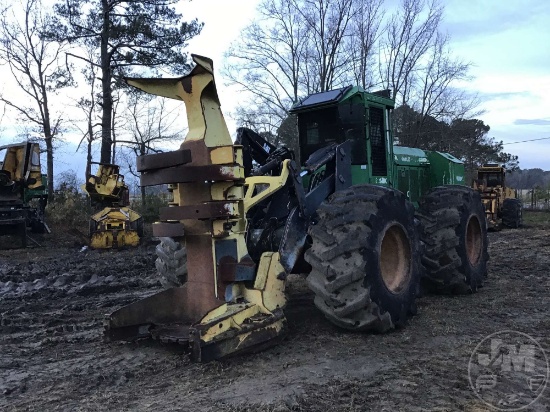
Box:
xmin=472 ymin=164 xmax=522 ymax=230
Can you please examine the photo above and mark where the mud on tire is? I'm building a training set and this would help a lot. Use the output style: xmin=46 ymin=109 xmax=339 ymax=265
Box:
xmin=155 ymin=237 xmax=188 ymax=288
xmin=416 ymin=186 xmax=489 ymax=294
xmin=305 ymin=184 xmax=421 ymax=333
xmin=502 ymin=198 xmax=522 ymax=228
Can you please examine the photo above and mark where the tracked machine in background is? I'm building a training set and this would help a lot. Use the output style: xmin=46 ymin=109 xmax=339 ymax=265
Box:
xmin=0 ymin=142 xmax=49 ymax=248
xmin=472 ymin=163 xmax=522 ymax=230
xmin=83 ymin=163 xmax=143 ymax=249
xmin=104 ymin=55 xmax=489 ymax=361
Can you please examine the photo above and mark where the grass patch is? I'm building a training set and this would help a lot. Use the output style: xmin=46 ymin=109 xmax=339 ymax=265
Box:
xmin=522 ymin=210 xmax=550 ymax=228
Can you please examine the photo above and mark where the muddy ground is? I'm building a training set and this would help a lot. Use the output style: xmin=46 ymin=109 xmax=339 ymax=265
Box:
xmin=1 ymin=214 xmax=550 ymax=411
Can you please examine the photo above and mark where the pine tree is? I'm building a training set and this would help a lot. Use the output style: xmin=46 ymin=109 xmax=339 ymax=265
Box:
xmin=48 ymin=0 xmax=202 ymax=163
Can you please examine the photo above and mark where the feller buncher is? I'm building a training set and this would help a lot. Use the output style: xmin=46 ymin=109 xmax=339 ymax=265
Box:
xmin=472 ymin=163 xmax=522 ymax=229
xmin=104 ymin=55 xmax=489 ymax=361
xmin=83 ymin=163 xmax=143 ymax=248
xmin=0 ymin=142 xmax=48 ymax=248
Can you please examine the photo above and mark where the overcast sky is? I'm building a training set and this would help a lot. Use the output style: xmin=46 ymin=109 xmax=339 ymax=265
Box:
xmin=1 ymin=0 xmax=548 ymax=179
xmin=442 ymin=0 xmax=550 ymax=169
xmin=185 ymin=0 xmax=550 ymax=170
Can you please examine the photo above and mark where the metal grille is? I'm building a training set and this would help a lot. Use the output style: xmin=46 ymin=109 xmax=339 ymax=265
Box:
xmin=369 ymin=107 xmax=387 ymax=176
xmin=409 ymin=169 xmax=419 ymax=202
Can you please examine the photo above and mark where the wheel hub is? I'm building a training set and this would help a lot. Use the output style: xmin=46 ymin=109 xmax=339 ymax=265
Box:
xmin=466 ymin=215 xmax=482 ymax=266
xmin=379 ymin=224 xmax=411 ymax=294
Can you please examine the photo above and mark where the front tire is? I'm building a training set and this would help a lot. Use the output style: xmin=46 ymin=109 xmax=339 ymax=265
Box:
xmin=305 ymin=185 xmax=421 ymax=332
xmin=417 ymin=186 xmax=489 ymax=294
xmin=155 ymin=237 xmax=187 ymax=288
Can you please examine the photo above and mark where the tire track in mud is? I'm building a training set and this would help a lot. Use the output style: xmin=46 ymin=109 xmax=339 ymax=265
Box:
xmin=1 ymin=224 xmax=550 ymax=411
xmin=0 ymin=244 xmax=166 ymax=403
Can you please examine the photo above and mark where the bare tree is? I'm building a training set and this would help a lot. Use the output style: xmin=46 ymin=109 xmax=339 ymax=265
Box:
xmin=299 ymin=0 xmax=356 ymax=92
xmin=225 ymin=0 xmax=355 ymax=138
xmin=0 ymin=0 xmax=73 ymax=199
xmin=226 ymin=0 xmax=481 ymax=157
xmin=379 ymin=0 xmax=443 ymax=105
xmin=224 ymin=0 xmax=309 ymax=135
xmin=380 ymin=0 xmax=481 ymax=148
xmin=414 ymin=32 xmax=477 ymax=122
xmin=394 ymin=30 xmax=479 ymax=149
xmin=73 ymin=46 xmax=101 ymax=181
xmin=74 ymin=99 xmax=98 ymax=182
xmin=347 ymin=0 xmax=385 ymax=89
xmin=116 ymin=94 xmax=182 ymax=205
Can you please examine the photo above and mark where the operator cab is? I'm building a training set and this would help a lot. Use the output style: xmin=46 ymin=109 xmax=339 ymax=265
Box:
xmin=477 ymin=164 xmax=505 ymax=187
xmin=290 ymin=86 xmax=393 ymax=178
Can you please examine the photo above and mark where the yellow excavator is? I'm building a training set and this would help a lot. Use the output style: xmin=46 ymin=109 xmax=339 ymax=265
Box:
xmin=472 ymin=164 xmax=522 ymax=229
xmin=82 ymin=163 xmax=142 ymax=248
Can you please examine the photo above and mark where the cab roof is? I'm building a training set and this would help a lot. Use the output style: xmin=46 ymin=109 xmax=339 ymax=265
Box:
xmin=289 ymin=86 xmax=395 ymax=113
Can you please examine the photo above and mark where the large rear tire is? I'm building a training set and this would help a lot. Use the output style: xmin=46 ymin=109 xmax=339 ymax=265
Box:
xmin=416 ymin=186 xmax=489 ymax=294
xmin=501 ymin=198 xmax=522 ymax=228
xmin=155 ymin=237 xmax=188 ymax=288
xmin=305 ymin=184 xmax=421 ymax=333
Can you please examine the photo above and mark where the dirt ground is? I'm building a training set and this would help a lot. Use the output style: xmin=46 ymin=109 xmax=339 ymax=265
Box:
xmin=1 ymin=214 xmax=550 ymax=412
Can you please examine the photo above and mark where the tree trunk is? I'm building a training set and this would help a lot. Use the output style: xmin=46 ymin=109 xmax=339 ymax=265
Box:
xmin=111 ymin=108 xmax=117 ymax=164
xmin=140 ymin=144 xmax=146 ymax=207
xmin=100 ymin=0 xmax=112 ymax=164
xmin=42 ymin=92 xmax=54 ymax=201
xmin=45 ymin=136 xmax=54 ymax=202
xmin=86 ymin=137 xmax=92 ymax=181
xmin=141 ymin=185 xmax=146 ymax=207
